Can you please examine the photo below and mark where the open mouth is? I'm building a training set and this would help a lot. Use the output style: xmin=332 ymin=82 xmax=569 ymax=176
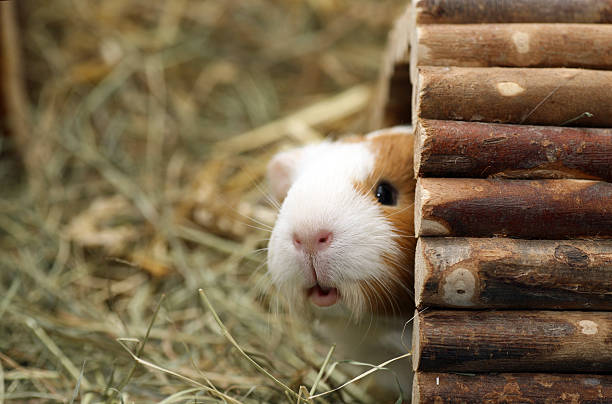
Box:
xmin=307 ymin=284 xmax=339 ymax=307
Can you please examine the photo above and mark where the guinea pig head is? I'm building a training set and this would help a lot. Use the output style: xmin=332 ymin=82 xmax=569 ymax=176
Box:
xmin=266 ymin=128 xmax=416 ymax=320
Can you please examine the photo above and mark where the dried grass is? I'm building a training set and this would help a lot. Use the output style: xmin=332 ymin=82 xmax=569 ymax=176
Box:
xmin=1 ymin=0 xmax=405 ymax=402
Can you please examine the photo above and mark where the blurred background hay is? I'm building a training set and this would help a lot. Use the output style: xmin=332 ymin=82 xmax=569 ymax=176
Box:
xmin=0 ymin=0 xmax=405 ymax=402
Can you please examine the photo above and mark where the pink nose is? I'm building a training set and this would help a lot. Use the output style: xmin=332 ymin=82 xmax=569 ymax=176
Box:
xmin=292 ymin=230 xmax=333 ymax=253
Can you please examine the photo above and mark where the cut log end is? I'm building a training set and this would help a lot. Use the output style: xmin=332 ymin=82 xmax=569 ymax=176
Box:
xmin=414 ymin=179 xmax=423 ymax=236
xmin=415 ymin=179 xmax=452 ymax=236
xmin=414 ymin=238 xmax=425 ymax=308
xmin=412 ymin=309 xmax=421 ymax=371
xmin=411 ymin=372 xmax=420 ymax=403
xmin=413 ymin=120 xmax=424 ymax=177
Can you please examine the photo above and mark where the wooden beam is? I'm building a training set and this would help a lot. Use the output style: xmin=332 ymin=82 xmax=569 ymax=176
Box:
xmin=414 ymin=0 xmax=612 ymax=24
xmin=412 ymin=310 xmax=612 ymax=372
xmin=411 ymin=24 xmax=612 ymax=82
xmin=415 ymin=178 xmax=612 ymax=238
xmin=414 ymin=120 xmax=612 ymax=181
xmin=370 ymin=4 xmax=412 ymax=129
xmin=415 ymin=237 xmax=612 ymax=310
xmin=414 ymin=67 xmax=612 ymax=127
xmin=413 ymin=372 xmax=612 ymax=404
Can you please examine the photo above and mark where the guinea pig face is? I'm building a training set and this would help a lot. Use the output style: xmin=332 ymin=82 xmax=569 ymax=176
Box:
xmin=266 ymin=128 xmax=416 ymax=320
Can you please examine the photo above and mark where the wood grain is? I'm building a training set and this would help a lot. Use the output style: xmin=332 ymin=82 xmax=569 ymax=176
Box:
xmin=411 ymin=24 xmax=612 ymax=82
xmin=415 ymin=178 xmax=612 ymax=238
xmin=414 ymin=119 xmax=612 ymax=180
xmin=413 ymin=310 xmax=612 ymax=372
xmin=414 ymin=67 xmax=612 ymax=127
xmin=370 ymin=4 xmax=412 ymax=130
xmin=414 ymin=0 xmax=612 ymax=24
xmin=415 ymin=237 xmax=612 ymax=309
xmin=413 ymin=372 xmax=612 ymax=404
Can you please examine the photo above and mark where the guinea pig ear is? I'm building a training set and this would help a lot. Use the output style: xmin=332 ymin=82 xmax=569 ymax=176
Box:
xmin=267 ymin=148 xmax=304 ymax=203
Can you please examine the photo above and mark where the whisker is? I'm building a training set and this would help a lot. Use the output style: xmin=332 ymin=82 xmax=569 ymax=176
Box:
xmin=385 ymin=202 xmax=415 ymax=218
xmin=240 ymin=167 xmax=282 ymax=211
xmin=367 ymin=171 xmax=384 ymax=196
xmin=238 ymin=221 xmax=273 ymax=233
xmin=239 ymin=213 xmax=274 ymax=230
xmin=253 ymin=180 xmax=282 ymax=211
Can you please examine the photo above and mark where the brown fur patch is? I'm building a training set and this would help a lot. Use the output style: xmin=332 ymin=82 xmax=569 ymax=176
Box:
xmin=354 ymin=130 xmax=417 ymax=316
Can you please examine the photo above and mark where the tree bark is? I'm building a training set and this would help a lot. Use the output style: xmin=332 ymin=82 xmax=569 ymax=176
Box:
xmin=415 ymin=237 xmax=612 ymax=310
xmin=415 ymin=178 xmax=612 ymax=238
xmin=414 ymin=0 xmax=612 ymax=24
xmin=412 ymin=310 xmax=612 ymax=372
xmin=414 ymin=67 xmax=612 ymax=127
xmin=414 ymin=119 xmax=612 ymax=181
xmin=411 ymin=24 xmax=612 ymax=82
xmin=413 ymin=372 xmax=612 ymax=404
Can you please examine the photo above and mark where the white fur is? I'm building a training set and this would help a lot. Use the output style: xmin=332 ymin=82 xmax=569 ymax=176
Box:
xmin=267 ymin=139 xmax=413 ymax=399
xmin=267 ymin=141 xmax=400 ymax=318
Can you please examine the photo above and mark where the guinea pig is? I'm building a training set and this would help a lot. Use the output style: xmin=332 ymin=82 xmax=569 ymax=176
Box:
xmin=266 ymin=126 xmax=416 ymax=398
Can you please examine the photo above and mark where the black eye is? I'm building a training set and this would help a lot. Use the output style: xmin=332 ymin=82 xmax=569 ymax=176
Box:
xmin=375 ymin=182 xmax=397 ymax=205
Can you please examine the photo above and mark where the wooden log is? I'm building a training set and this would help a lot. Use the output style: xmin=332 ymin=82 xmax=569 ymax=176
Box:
xmin=415 ymin=237 xmax=612 ymax=310
xmin=414 ymin=120 xmax=612 ymax=181
xmin=414 ymin=0 xmax=612 ymax=24
xmin=412 ymin=310 xmax=612 ymax=372
xmin=411 ymin=24 xmax=612 ymax=82
xmin=413 ymin=372 xmax=612 ymax=404
xmin=370 ymin=4 xmax=412 ymax=129
xmin=414 ymin=178 xmax=612 ymax=238
xmin=414 ymin=67 xmax=612 ymax=127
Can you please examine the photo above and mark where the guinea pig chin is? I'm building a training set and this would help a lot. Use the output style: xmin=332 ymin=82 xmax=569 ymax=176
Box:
xmin=267 ymin=180 xmax=399 ymax=318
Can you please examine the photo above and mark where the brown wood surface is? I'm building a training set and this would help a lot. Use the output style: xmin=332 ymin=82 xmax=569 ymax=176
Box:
xmin=413 ymin=372 xmax=612 ymax=404
xmin=414 ymin=0 xmax=612 ymax=24
xmin=412 ymin=310 xmax=612 ymax=372
xmin=415 ymin=237 xmax=612 ymax=310
xmin=370 ymin=4 xmax=412 ymax=130
xmin=411 ymin=24 xmax=612 ymax=82
xmin=414 ymin=67 xmax=612 ymax=127
xmin=414 ymin=120 xmax=612 ymax=180
xmin=415 ymin=178 xmax=612 ymax=238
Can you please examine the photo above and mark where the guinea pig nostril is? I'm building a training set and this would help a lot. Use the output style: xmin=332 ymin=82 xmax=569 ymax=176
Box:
xmin=315 ymin=231 xmax=332 ymax=249
xmin=292 ymin=235 xmax=302 ymax=249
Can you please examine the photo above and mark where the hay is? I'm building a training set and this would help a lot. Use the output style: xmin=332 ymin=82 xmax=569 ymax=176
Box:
xmin=1 ymin=0 xmax=405 ymax=402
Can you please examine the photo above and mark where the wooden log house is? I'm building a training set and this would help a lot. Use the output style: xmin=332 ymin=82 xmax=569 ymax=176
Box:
xmin=373 ymin=0 xmax=612 ymax=402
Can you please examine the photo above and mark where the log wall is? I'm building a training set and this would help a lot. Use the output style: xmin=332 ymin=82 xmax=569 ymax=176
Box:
xmin=374 ymin=0 xmax=612 ymax=401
